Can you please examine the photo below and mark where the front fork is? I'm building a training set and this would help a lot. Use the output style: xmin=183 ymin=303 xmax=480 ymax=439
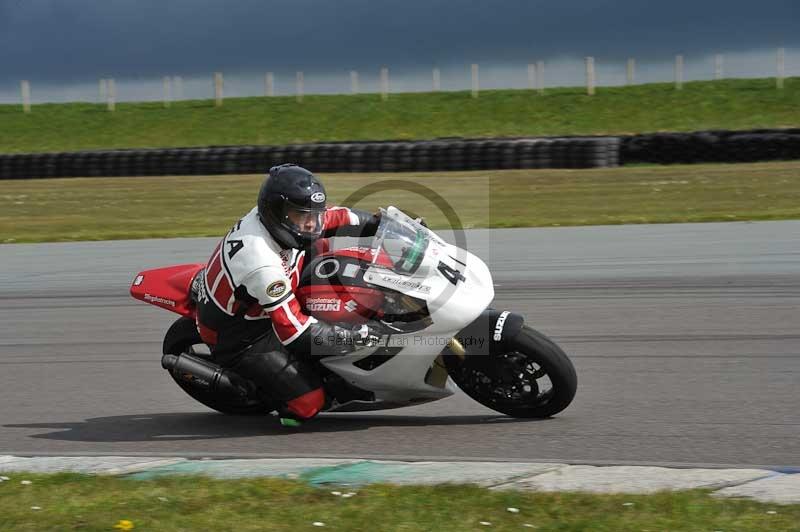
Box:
xmin=438 ymin=309 xmax=524 ymax=384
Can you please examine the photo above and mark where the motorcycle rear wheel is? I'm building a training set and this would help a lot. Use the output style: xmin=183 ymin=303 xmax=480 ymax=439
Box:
xmin=444 ymin=325 xmax=577 ymax=418
xmin=162 ymin=317 xmax=269 ymax=416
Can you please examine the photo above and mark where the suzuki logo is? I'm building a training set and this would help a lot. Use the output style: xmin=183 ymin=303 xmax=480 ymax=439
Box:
xmin=494 ymin=311 xmax=510 ymax=341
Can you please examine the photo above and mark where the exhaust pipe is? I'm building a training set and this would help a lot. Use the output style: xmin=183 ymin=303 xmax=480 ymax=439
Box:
xmin=161 ymin=352 xmax=250 ymax=399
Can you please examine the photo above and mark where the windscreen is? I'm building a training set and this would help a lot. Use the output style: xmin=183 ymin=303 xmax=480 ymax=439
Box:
xmin=371 ymin=208 xmax=430 ymax=275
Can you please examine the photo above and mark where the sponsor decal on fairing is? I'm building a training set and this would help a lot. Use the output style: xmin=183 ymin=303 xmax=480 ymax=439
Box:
xmin=143 ymin=293 xmax=176 ymax=307
xmin=314 ymin=258 xmax=340 ymax=278
xmin=305 ymin=297 xmax=342 ymax=312
xmin=378 ymin=274 xmax=432 ymax=294
xmin=342 ymin=263 xmax=360 ymax=278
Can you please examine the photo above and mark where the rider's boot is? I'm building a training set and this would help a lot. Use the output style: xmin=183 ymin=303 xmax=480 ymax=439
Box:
xmin=278 ymin=387 xmax=325 ymax=427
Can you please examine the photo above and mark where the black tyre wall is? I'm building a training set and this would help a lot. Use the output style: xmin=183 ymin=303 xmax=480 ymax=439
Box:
xmin=3 ymin=129 xmax=798 ymax=179
xmin=0 ymin=137 xmax=620 ymax=179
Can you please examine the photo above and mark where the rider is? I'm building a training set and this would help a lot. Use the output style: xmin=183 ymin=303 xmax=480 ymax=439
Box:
xmin=195 ymin=163 xmax=384 ymax=425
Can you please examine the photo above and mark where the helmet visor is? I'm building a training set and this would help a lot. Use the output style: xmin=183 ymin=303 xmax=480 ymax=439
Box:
xmin=283 ymin=203 xmax=325 ymax=239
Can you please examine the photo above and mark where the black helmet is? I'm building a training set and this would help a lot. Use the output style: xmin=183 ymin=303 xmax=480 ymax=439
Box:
xmin=257 ymin=164 xmax=327 ymax=248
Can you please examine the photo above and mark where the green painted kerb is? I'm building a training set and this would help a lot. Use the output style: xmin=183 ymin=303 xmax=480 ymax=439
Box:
xmin=124 ymin=460 xmax=414 ymax=485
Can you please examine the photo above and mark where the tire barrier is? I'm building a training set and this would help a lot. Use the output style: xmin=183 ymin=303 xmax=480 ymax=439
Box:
xmin=0 ymin=137 xmax=620 ymax=179
xmin=621 ymin=128 xmax=800 ymax=164
xmin=3 ymin=129 xmax=797 ymax=179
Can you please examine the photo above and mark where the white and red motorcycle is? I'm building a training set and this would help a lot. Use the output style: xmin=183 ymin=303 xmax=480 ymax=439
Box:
xmin=131 ymin=207 xmax=577 ymax=419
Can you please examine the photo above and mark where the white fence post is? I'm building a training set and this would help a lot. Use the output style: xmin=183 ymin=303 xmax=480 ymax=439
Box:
xmin=537 ymin=60 xmax=545 ymax=94
xmin=380 ymin=67 xmax=389 ymax=100
xmin=527 ymin=63 xmax=536 ymax=90
xmin=471 ymin=63 xmax=479 ymax=98
xmin=173 ymin=76 xmax=183 ymax=100
xmin=627 ymin=58 xmax=635 ymax=85
xmin=296 ymin=71 xmax=304 ymax=102
xmin=674 ymin=55 xmax=684 ymax=90
xmin=214 ymin=72 xmax=223 ymax=106
xmin=20 ymin=80 xmax=31 ymax=113
xmin=99 ymin=78 xmax=107 ymax=103
xmin=585 ymin=56 xmax=595 ymax=95
xmin=107 ymin=78 xmax=116 ymax=112
xmin=714 ymin=54 xmax=724 ymax=80
xmin=265 ymin=72 xmax=274 ymax=97
xmin=432 ymin=68 xmax=441 ymax=92
xmin=162 ymin=76 xmax=172 ymax=108
xmin=777 ymin=48 xmax=785 ymax=89
xmin=350 ymin=70 xmax=359 ymax=94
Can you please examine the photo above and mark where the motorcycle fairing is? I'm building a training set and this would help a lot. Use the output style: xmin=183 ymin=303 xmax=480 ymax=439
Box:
xmin=130 ymin=263 xmax=204 ymax=318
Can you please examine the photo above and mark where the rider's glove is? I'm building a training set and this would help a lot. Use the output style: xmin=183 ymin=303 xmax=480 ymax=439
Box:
xmin=357 ymin=210 xmax=382 ymax=238
xmin=353 ymin=322 xmax=383 ymax=347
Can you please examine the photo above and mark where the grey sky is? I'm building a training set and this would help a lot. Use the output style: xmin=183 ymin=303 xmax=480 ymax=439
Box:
xmin=0 ymin=0 xmax=797 ymax=83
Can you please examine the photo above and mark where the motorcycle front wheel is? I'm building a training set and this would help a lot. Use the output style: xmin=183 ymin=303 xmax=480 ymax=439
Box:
xmin=444 ymin=325 xmax=577 ymax=418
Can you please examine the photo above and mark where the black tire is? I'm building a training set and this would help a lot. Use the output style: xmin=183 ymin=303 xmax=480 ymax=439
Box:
xmin=444 ymin=325 xmax=577 ymax=418
xmin=162 ymin=317 xmax=268 ymax=415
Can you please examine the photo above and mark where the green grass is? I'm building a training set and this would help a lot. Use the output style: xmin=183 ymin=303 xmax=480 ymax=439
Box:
xmin=0 ymin=473 xmax=797 ymax=531
xmin=2 ymin=161 xmax=799 ymax=243
xmin=0 ymin=78 xmax=798 ymax=154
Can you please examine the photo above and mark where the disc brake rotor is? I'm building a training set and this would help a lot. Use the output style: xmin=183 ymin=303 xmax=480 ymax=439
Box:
xmin=457 ymin=352 xmax=546 ymax=405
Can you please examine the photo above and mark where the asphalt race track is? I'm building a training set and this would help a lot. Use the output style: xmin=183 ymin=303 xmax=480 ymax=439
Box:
xmin=1 ymin=222 xmax=798 ymax=468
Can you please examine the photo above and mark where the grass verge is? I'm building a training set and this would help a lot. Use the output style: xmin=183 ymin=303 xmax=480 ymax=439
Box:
xmin=0 ymin=473 xmax=797 ymax=531
xmin=1 ymin=161 xmax=799 ymax=244
xmin=0 ymin=78 xmax=798 ymax=154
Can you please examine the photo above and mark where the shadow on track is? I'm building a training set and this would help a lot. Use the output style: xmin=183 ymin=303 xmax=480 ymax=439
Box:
xmin=4 ymin=412 xmax=544 ymax=443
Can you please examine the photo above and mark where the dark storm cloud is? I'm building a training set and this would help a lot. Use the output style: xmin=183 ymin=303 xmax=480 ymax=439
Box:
xmin=0 ymin=0 xmax=797 ymax=83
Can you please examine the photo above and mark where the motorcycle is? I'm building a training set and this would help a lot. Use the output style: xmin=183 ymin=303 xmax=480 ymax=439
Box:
xmin=130 ymin=207 xmax=577 ymax=419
